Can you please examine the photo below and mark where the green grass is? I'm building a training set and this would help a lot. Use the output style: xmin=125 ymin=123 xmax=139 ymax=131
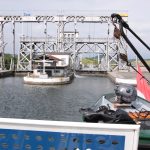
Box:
xmin=82 ymin=58 xmax=98 ymax=65
xmin=129 ymin=59 xmax=150 ymax=66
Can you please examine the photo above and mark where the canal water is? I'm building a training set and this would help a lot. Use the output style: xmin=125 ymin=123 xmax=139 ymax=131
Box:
xmin=0 ymin=76 xmax=114 ymax=122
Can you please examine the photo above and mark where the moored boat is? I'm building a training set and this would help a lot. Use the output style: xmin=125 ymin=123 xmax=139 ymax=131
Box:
xmin=24 ymin=52 xmax=74 ymax=85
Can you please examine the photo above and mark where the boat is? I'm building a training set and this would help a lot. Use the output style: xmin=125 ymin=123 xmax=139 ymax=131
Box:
xmin=110 ymin=13 xmax=150 ymax=149
xmin=24 ymin=52 xmax=74 ymax=85
xmin=79 ymin=84 xmax=150 ymax=149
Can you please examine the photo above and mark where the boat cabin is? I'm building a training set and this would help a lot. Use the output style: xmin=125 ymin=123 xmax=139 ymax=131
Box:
xmin=33 ymin=52 xmax=73 ymax=77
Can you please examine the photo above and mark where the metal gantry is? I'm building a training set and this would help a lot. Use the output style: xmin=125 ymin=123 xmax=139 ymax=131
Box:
xmin=0 ymin=14 xmax=128 ymax=71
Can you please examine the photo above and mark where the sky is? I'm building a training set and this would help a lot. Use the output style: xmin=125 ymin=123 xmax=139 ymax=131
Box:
xmin=0 ymin=0 xmax=150 ymax=59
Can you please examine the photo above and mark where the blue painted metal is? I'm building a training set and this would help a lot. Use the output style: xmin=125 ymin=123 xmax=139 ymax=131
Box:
xmin=0 ymin=129 xmax=125 ymax=150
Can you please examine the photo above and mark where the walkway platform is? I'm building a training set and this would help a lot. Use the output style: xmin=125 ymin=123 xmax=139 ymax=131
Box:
xmin=108 ymin=70 xmax=150 ymax=85
xmin=75 ymin=70 xmax=107 ymax=76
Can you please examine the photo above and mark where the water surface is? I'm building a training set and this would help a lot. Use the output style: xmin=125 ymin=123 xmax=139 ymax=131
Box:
xmin=0 ymin=76 xmax=114 ymax=122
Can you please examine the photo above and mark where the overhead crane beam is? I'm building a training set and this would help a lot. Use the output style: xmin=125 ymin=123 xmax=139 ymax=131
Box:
xmin=0 ymin=15 xmax=111 ymax=23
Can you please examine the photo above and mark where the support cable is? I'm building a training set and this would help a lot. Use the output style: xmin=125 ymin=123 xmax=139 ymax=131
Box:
xmin=111 ymin=13 xmax=150 ymax=73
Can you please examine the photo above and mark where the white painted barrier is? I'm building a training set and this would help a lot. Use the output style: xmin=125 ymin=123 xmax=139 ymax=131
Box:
xmin=0 ymin=118 xmax=140 ymax=150
xmin=116 ymin=78 xmax=137 ymax=85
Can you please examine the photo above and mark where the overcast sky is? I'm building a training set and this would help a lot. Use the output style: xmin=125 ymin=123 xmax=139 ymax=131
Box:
xmin=0 ymin=0 xmax=150 ymax=59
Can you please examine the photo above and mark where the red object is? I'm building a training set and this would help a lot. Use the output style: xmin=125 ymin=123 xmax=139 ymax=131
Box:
xmin=136 ymin=64 xmax=150 ymax=101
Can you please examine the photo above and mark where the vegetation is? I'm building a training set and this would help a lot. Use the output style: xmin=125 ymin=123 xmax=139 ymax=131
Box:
xmin=82 ymin=57 xmax=98 ymax=65
xmin=129 ymin=59 xmax=150 ymax=66
xmin=81 ymin=57 xmax=150 ymax=68
xmin=4 ymin=53 xmax=17 ymax=70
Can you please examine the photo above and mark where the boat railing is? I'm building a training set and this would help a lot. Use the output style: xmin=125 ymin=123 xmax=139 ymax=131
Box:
xmin=0 ymin=118 xmax=140 ymax=150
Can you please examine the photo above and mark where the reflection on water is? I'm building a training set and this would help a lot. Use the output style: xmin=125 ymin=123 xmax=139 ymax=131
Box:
xmin=0 ymin=76 xmax=114 ymax=122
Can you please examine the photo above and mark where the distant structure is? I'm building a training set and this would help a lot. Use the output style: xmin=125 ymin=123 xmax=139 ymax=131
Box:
xmin=0 ymin=13 xmax=128 ymax=72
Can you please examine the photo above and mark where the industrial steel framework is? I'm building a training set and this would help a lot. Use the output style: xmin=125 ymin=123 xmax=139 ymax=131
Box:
xmin=0 ymin=14 xmax=128 ymax=71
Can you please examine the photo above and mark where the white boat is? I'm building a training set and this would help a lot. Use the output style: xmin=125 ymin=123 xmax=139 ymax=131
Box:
xmin=24 ymin=53 xmax=74 ymax=85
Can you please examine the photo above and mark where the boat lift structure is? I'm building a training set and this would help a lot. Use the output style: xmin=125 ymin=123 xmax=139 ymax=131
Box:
xmin=0 ymin=14 xmax=128 ymax=72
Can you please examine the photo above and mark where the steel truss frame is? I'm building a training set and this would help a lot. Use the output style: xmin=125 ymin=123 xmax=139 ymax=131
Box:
xmin=0 ymin=14 xmax=128 ymax=71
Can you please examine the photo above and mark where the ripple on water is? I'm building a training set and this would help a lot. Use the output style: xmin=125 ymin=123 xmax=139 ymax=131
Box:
xmin=0 ymin=76 xmax=114 ymax=122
